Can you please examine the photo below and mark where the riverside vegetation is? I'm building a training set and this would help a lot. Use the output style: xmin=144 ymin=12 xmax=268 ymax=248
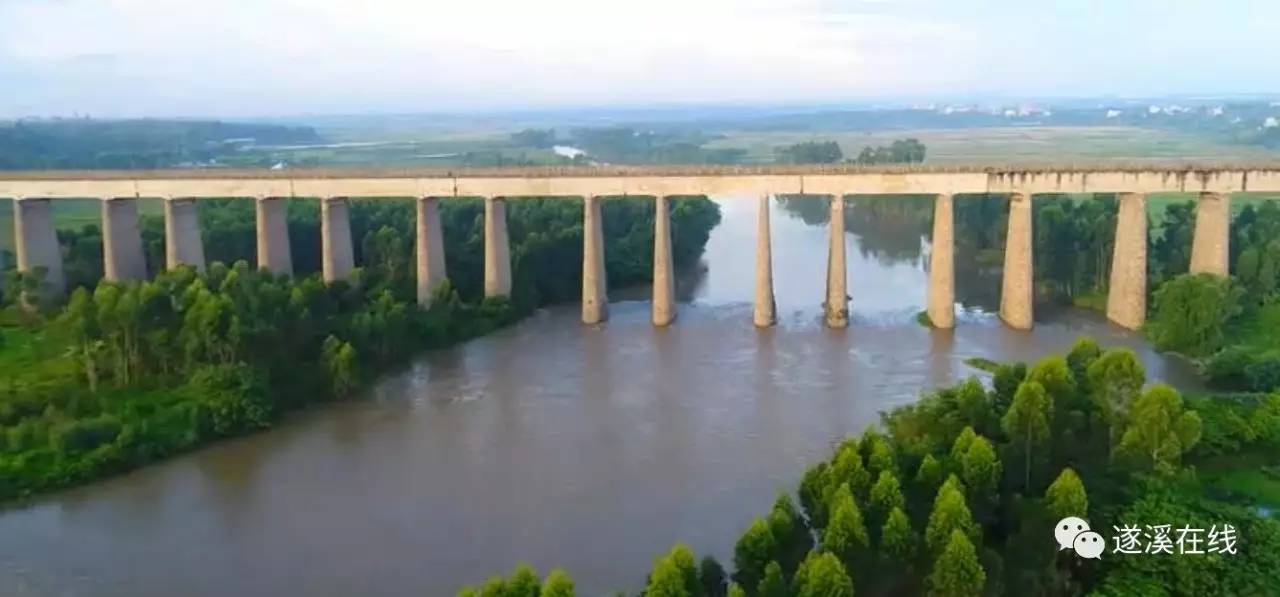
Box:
xmin=458 ymin=340 xmax=1280 ymax=596
xmin=0 ymin=196 xmax=722 ymax=501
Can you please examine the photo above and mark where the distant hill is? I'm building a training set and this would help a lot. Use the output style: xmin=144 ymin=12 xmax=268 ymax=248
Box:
xmin=0 ymin=119 xmax=323 ymax=170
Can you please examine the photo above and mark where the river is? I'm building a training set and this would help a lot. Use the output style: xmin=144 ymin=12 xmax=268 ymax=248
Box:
xmin=0 ymin=196 xmax=1201 ymax=596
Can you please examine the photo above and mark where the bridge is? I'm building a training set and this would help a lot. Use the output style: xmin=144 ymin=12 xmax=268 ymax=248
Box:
xmin=5 ymin=163 xmax=1278 ymax=331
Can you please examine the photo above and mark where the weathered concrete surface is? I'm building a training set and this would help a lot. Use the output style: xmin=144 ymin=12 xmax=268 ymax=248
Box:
xmin=652 ymin=195 xmax=676 ymax=326
xmin=416 ymin=197 xmax=447 ymax=307
xmin=824 ymin=195 xmax=849 ymax=328
xmin=321 ymin=197 xmax=355 ymax=283
xmin=102 ymin=198 xmax=147 ymax=282
xmin=1107 ymin=192 xmax=1148 ymax=330
xmin=484 ymin=197 xmax=512 ymax=298
xmin=581 ymin=196 xmax=608 ymax=324
xmin=256 ymin=197 xmax=293 ymax=275
xmin=753 ymin=194 xmax=776 ymax=328
xmin=1000 ymin=193 xmax=1033 ymax=330
xmin=13 ymin=198 xmax=64 ymax=295
xmin=1189 ymin=192 xmax=1231 ymax=276
xmin=164 ymin=198 xmax=205 ymax=271
xmin=927 ymin=194 xmax=955 ymax=329
xmin=6 ymin=165 xmax=1280 ymax=200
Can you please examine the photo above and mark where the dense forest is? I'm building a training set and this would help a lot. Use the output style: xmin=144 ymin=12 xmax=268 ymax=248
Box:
xmin=456 ymin=340 xmax=1280 ymax=595
xmin=0 ymin=196 xmax=722 ymax=500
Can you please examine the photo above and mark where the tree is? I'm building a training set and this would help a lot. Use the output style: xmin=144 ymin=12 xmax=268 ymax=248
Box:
xmin=768 ymin=493 xmax=813 ymax=575
xmin=321 ymin=334 xmax=359 ymax=397
xmin=1066 ymin=336 xmax=1102 ymax=394
xmin=823 ymin=484 xmax=869 ymax=566
xmin=866 ymin=435 xmax=897 ymax=476
xmin=542 ymin=568 xmax=575 ymax=597
xmin=505 ymin=563 xmax=541 ymax=597
xmin=881 ymin=507 xmax=916 ymax=562
xmin=869 ymin=471 xmax=906 ymax=517
xmin=1148 ymin=273 xmax=1243 ymax=356
xmin=927 ymin=530 xmax=986 ymax=597
xmin=777 ymin=141 xmax=843 ymax=164
xmin=1086 ymin=348 xmax=1146 ymax=445
xmin=799 ymin=462 xmax=832 ymax=529
xmin=829 ymin=442 xmax=872 ymax=498
xmin=992 ymin=362 xmax=1027 ymax=412
xmin=949 ymin=426 xmax=977 ymax=463
xmin=757 ymin=561 xmax=788 ymax=597
xmin=793 ymin=552 xmax=855 ymax=597
xmin=647 ymin=543 xmax=700 ymax=597
xmin=925 ymin=476 xmax=978 ymax=554
xmin=959 ymin=435 xmax=1001 ymax=502
xmin=1027 ymin=355 xmax=1078 ymax=413
xmin=733 ymin=518 xmax=777 ymax=590
xmin=1114 ymin=384 xmax=1203 ymax=474
xmin=698 ymin=556 xmax=727 ymax=597
xmin=1044 ymin=468 xmax=1088 ymax=522
xmin=954 ymin=378 xmax=991 ymax=432
xmin=916 ymin=454 xmax=944 ymax=493
xmin=1002 ymin=381 xmax=1051 ymax=491
xmin=727 ymin=584 xmax=747 ymax=597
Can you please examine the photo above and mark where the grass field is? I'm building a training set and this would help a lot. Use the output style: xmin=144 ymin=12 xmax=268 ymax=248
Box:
xmin=705 ymin=126 xmax=1280 ymax=165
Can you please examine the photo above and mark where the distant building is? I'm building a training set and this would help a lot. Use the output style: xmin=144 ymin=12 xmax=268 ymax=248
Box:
xmin=1106 ymin=109 xmax=1123 ymax=119
xmin=1264 ymin=117 xmax=1279 ymax=129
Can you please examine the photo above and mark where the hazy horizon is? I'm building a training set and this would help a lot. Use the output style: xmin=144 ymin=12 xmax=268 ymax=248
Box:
xmin=4 ymin=0 xmax=1280 ymax=119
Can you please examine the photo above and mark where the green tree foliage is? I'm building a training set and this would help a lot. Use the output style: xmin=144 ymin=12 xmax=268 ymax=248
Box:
xmin=991 ymin=362 xmax=1028 ymax=413
xmin=698 ymin=556 xmax=727 ymax=597
xmin=726 ymin=584 xmax=746 ymax=597
xmin=793 ymin=552 xmax=855 ymax=597
xmin=915 ymin=454 xmax=944 ymax=494
xmin=1027 ymin=355 xmax=1078 ymax=413
xmin=777 ymin=141 xmax=843 ymax=164
xmin=869 ymin=471 xmax=906 ymax=517
xmin=829 ymin=441 xmax=872 ymax=499
xmin=1066 ymin=336 xmax=1102 ymax=393
xmin=1086 ymin=348 xmax=1146 ymax=443
xmin=1001 ymin=381 xmax=1051 ymax=491
xmin=1044 ymin=467 xmax=1088 ymax=521
xmin=1114 ymin=384 xmax=1203 ymax=474
xmin=799 ymin=461 xmax=832 ymax=529
xmin=949 ymin=426 xmax=977 ymax=463
xmin=823 ymin=483 xmax=869 ymax=565
xmin=732 ymin=517 xmax=777 ymax=591
xmin=757 ymin=561 xmax=787 ymax=597
xmin=927 ymin=530 xmax=986 ymax=597
xmin=646 ymin=543 xmax=701 ymax=597
xmin=958 ymin=434 xmax=1001 ymax=502
xmin=1148 ymin=273 xmax=1243 ymax=356
xmin=925 ymin=476 xmax=978 ymax=555
xmin=541 ymin=568 xmax=575 ymax=597
xmin=880 ymin=507 xmax=916 ymax=562
xmin=505 ymin=563 xmax=542 ymax=597
xmin=768 ymin=493 xmax=813 ymax=575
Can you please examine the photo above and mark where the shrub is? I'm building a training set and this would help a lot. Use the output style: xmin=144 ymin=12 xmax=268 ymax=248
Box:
xmin=52 ymin=415 xmax=122 ymax=455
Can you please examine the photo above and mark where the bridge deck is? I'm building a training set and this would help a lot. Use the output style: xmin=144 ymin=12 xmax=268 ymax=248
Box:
xmin=2 ymin=163 xmax=1280 ymax=198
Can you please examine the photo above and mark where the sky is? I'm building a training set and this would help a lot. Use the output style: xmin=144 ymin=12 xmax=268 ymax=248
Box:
xmin=2 ymin=0 xmax=1280 ymax=118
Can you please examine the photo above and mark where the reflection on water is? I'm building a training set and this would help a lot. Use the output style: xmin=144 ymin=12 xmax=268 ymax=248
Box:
xmin=0 ymin=196 xmax=1201 ymax=597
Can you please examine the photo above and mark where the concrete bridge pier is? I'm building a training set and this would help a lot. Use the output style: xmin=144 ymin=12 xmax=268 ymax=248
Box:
xmin=824 ymin=195 xmax=849 ymax=328
xmin=999 ymin=192 xmax=1034 ymax=330
xmin=256 ymin=197 xmax=293 ymax=275
xmin=416 ymin=196 xmax=447 ymax=307
xmin=484 ymin=197 xmax=512 ymax=298
xmin=102 ymin=197 xmax=147 ymax=282
xmin=927 ymin=193 xmax=955 ymax=329
xmin=1190 ymin=191 xmax=1231 ymax=276
xmin=164 ymin=198 xmax=205 ymax=272
xmin=754 ymin=194 xmax=776 ymax=327
xmin=652 ymin=195 xmax=676 ymax=326
xmin=13 ymin=198 xmax=65 ymax=295
xmin=582 ymin=195 xmax=608 ymax=324
xmin=1107 ymin=192 xmax=1148 ymax=330
xmin=321 ymin=197 xmax=355 ymax=283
